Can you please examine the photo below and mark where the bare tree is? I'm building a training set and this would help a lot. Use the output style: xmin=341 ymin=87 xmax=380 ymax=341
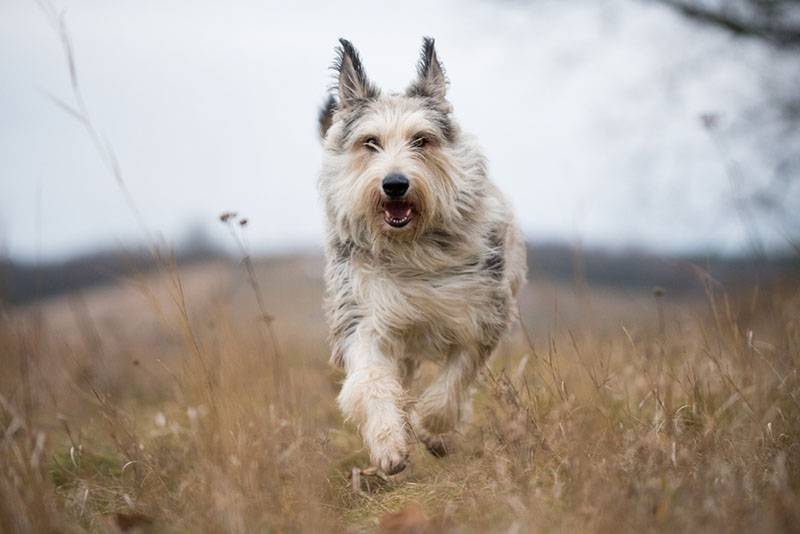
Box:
xmin=652 ymin=0 xmax=800 ymax=48
xmin=653 ymin=0 xmax=800 ymax=251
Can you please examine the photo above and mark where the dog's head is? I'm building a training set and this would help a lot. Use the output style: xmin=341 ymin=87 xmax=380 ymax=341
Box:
xmin=319 ymin=38 xmax=482 ymax=248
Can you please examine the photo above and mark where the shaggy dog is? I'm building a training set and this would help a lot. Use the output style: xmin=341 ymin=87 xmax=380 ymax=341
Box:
xmin=318 ymin=37 xmax=526 ymax=474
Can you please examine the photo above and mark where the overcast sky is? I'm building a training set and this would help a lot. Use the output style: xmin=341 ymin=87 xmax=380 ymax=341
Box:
xmin=0 ymin=0 xmax=793 ymax=260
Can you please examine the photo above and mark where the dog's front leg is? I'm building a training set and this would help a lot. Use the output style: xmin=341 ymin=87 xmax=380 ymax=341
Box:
xmin=411 ymin=351 xmax=478 ymax=456
xmin=337 ymin=334 xmax=408 ymax=474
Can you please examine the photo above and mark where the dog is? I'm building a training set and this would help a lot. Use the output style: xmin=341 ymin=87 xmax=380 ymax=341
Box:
xmin=318 ymin=37 xmax=526 ymax=474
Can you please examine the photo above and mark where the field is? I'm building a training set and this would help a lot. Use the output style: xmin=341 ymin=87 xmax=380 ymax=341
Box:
xmin=1 ymin=252 xmax=799 ymax=532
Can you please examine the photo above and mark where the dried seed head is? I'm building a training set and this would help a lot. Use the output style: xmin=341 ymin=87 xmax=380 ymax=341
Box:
xmin=700 ymin=113 xmax=719 ymax=130
xmin=219 ymin=211 xmax=238 ymax=223
xmin=653 ymin=286 xmax=666 ymax=298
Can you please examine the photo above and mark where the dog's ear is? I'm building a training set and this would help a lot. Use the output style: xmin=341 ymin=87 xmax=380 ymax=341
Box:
xmin=334 ymin=38 xmax=378 ymax=108
xmin=407 ymin=37 xmax=447 ymax=100
xmin=318 ymin=94 xmax=337 ymax=139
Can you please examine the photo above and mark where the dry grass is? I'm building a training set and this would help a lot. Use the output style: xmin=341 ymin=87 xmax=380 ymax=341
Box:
xmin=9 ymin=3 xmax=796 ymax=531
xmin=0 ymin=254 xmax=798 ymax=533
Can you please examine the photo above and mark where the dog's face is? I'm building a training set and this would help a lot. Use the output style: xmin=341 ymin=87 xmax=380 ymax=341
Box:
xmin=319 ymin=38 xmax=472 ymax=247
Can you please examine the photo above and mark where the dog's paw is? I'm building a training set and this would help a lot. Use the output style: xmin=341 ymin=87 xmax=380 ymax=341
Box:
xmin=421 ymin=432 xmax=454 ymax=458
xmin=370 ymin=443 xmax=409 ymax=475
xmin=410 ymin=410 xmax=457 ymax=458
xmin=366 ymin=425 xmax=409 ymax=475
xmin=377 ymin=449 xmax=409 ymax=475
xmin=415 ymin=421 xmax=455 ymax=458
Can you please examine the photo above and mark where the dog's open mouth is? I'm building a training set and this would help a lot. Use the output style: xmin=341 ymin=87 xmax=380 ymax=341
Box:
xmin=383 ymin=200 xmax=414 ymax=228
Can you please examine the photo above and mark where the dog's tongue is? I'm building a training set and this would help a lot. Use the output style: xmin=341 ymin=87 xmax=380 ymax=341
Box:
xmin=384 ymin=201 xmax=412 ymax=219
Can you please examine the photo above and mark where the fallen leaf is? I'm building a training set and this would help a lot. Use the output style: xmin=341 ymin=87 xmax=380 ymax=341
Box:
xmin=379 ymin=504 xmax=432 ymax=534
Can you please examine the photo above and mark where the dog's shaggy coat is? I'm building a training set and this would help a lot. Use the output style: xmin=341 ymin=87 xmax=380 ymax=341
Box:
xmin=318 ymin=38 xmax=526 ymax=474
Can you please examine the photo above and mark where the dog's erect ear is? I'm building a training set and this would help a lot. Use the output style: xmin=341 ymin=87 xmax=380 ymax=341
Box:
xmin=318 ymin=94 xmax=337 ymax=139
xmin=334 ymin=38 xmax=378 ymax=108
xmin=407 ymin=37 xmax=447 ymax=100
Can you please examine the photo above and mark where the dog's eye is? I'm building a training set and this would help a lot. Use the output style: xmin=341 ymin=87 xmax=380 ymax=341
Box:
xmin=362 ymin=137 xmax=381 ymax=152
xmin=410 ymin=136 xmax=428 ymax=149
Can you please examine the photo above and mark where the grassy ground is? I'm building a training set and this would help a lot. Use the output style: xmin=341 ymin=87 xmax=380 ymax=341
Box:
xmin=1 ymin=253 xmax=798 ymax=532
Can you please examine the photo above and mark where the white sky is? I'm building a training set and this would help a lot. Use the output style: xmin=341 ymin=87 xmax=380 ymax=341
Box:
xmin=0 ymin=0 xmax=793 ymax=260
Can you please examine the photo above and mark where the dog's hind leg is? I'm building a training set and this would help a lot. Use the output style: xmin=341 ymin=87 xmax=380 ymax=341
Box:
xmin=337 ymin=334 xmax=409 ymax=474
xmin=399 ymin=357 xmax=420 ymax=390
xmin=411 ymin=351 xmax=479 ymax=457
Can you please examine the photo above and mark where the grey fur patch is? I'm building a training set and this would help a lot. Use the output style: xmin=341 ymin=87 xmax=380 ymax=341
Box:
xmin=426 ymin=228 xmax=456 ymax=251
xmin=477 ymin=290 xmax=509 ymax=362
xmin=485 ymin=228 xmax=506 ymax=280
xmin=318 ymin=94 xmax=337 ymax=139
xmin=327 ymin=238 xmax=362 ymax=367
xmin=330 ymin=305 xmax=362 ymax=367
xmin=334 ymin=238 xmax=355 ymax=262
xmin=430 ymin=107 xmax=455 ymax=142
xmin=339 ymin=103 xmax=371 ymax=148
xmin=416 ymin=99 xmax=455 ymax=143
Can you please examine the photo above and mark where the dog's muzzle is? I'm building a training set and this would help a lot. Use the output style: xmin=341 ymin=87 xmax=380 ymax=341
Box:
xmin=381 ymin=173 xmax=414 ymax=228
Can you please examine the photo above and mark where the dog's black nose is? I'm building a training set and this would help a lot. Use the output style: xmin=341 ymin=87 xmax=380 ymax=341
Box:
xmin=382 ymin=173 xmax=409 ymax=198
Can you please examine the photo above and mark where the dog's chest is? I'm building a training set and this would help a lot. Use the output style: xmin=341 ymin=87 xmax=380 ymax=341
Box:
xmin=353 ymin=265 xmax=497 ymax=354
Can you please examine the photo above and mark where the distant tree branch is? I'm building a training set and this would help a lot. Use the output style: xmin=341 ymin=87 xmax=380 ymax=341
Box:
xmin=654 ymin=0 xmax=800 ymax=47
